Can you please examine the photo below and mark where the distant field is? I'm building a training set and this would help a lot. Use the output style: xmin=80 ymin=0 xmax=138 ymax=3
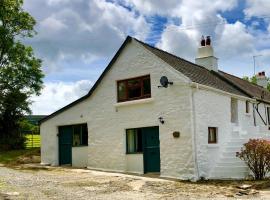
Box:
xmin=25 ymin=134 xmax=40 ymax=148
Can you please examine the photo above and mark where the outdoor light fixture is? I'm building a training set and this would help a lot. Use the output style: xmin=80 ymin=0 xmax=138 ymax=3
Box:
xmin=159 ymin=117 xmax=165 ymax=124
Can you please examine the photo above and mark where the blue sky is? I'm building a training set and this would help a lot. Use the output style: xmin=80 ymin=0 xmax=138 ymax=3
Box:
xmin=23 ymin=0 xmax=270 ymax=114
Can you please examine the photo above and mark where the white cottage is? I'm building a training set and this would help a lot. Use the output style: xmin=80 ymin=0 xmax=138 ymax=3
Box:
xmin=40 ymin=36 xmax=270 ymax=180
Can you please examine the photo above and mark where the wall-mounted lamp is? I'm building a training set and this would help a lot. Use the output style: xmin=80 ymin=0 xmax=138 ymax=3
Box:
xmin=159 ymin=117 xmax=165 ymax=124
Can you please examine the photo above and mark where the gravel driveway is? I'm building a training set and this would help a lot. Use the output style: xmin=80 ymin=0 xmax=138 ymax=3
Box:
xmin=0 ymin=165 xmax=270 ymax=200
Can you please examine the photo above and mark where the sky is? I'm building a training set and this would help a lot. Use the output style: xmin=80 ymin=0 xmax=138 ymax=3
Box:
xmin=22 ymin=0 xmax=270 ymax=115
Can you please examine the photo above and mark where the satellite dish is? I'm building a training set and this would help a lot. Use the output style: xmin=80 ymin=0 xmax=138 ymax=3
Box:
xmin=159 ymin=76 xmax=173 ymax=88
xmin=160 ymin=76 xmax=169 ymax=88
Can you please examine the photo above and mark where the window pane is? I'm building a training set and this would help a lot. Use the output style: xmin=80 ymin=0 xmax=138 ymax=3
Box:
xmin=73 ymin=125 xmax=81 ymax=146
xmin=82 ymin=124 xmax=88 ymax=146
xmin=128 ymin=79 xmax=141 ymax=98
xmin=246 ymin=101 xmax=250 ymax=113
xmin=208 ymin=127 xmax=217 ymax=143
xmin=127 ymin=129 xmax=135 ymax=153
xmin=126 ymin=129 xmax=143 ymax=153
xmin=118 ymin=81 xmax=126 ymax=100
xmin=143 ymin=78 xmax=151 ymax=95
xmin=136 ymin=129 xmax=142 ymax=152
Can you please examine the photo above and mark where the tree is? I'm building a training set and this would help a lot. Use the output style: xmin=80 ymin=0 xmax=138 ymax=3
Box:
xmin=236 ymin=139 xmax=270 ymax=180
xmin=0 ymin=0 xmax=44 ymax=150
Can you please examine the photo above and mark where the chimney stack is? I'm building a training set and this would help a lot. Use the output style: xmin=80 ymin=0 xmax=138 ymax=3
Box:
xmin=256 ymin=71 xmax=268 ymax=88
xmin=195 ymin=36 xmax=218 ymax=71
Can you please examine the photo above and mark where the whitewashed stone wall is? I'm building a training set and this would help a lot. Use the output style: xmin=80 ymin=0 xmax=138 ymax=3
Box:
xmin=72 ymin=146 xmax=88 ymax=167
xmin=194 ymin=87 xmax=270 ymax=179
xmin=40 ymin=39 xmax=197 ymax=180
xmin=193 ymin=89 xmax=232 ymax=178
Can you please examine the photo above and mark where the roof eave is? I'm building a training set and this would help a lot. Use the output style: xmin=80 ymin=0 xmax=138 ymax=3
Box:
xmin=39 ymin=36 xmax=133 ymax=125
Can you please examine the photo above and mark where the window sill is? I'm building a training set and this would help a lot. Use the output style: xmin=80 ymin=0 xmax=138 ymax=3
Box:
xmin=114 ymin=98 xmax=154 ymax=108
xmin=245 ymin=113 xmax=252 ymax=116
xmin=126 ymin=152 xmax=143 ymax=155
xmin=207 ymin=144 xmax=219 ymax=148
xmin=72 ymin=145 xmax=88 ymax=148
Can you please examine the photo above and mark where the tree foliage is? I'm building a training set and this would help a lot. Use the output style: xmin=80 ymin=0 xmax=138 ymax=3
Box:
xmin=236 ymin=139 xmax=270 ymax=180
xmin=0 ymin=0 xmax=44 ymax=150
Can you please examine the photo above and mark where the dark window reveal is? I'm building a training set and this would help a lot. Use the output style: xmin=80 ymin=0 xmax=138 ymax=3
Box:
xmin=72 ymin=124 xmax=88 ymax=146
xmin=246 ymin=101 xmax=250 ymax=113
xmin=208 ymin=127 xmax=218 ymax=144
xmin=267 ymin=107 xmax=270 ymax=127
xmin=126 ymin=128 xmax=143 ymax=153
xmin=117 ymin=75 xmax=151 ymax=102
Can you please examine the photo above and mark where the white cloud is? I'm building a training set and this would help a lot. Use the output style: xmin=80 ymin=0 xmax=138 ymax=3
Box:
xmin=244 ymin=0 xmax=270 ymax=18
xmin=30 ymin=80 xmax=92 ymax=115
xmin=215 ymin=21 xmax=255 ymax=58
xmin=24 ymin=0 xmax=150 ymax=74
xmin=40 ymin=16 xmax=67 ymax=32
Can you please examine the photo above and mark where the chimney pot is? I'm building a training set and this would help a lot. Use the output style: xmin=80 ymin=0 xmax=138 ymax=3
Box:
xmin=206 ymin=36 xmax=211 ymax=45
xmin=195 ymin=35 xmax=218 ymax=71
xmin=201 ymin=36 xmax=205 ymax=46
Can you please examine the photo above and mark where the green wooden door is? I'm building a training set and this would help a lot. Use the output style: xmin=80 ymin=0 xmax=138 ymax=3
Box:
xmin=143 ymin=127 xmax=160 ymax=173
xmin=59 ymin=126 xmax=72 ymax=165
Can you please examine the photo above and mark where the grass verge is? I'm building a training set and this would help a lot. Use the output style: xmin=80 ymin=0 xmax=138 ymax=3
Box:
xmin=0 ymin=148 xmax=40 ymax=166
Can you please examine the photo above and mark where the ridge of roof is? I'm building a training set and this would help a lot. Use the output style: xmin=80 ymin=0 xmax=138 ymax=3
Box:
xmin=134 ymin=38 xmax=208 ymax=71
xmin=218 ymin=70 xmax=270 ymax=103
xmin=40 ymin=35 xmax=262 ymax=124
xmin=134 ymin=37 xmax=247 ymax=97
xmin=220 ymin=70 xmax=267 ymax=90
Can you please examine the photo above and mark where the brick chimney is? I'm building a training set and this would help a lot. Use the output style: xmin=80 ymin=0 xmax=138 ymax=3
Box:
xmin=256 ymin=71 xmax=268 ymax=88
xmin=195 ymin=36 xmax=218 ymax=71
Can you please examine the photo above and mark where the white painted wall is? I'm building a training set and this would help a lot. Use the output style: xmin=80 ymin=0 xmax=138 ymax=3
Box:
xmin=193 ymin=87 xmax=270 ymax=179
xmin=72 ymin=146 xmax=88 ymax=168
xmin=193 ymin=89 xmax=232 ymax=178
xmin=126 ymin=154 xmax=144 ymax=174
xmin=40 ymin=39 xmax=197 ymax=180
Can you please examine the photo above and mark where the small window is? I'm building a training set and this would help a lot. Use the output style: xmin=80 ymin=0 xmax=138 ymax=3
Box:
xmin=117 ymin=75 xmax=151 ymax=102
xmin=267 ymin=107 xmax=270 ymax=125
xmin=246 ymin=101 xmax=250 ymax=113
xmin=208 ymin=127 xmax=217 ymax=144
xmin=72 ymin=124 xmax=88 ymax=146
xmin=126 ymin=128 xmax=142 ymax=153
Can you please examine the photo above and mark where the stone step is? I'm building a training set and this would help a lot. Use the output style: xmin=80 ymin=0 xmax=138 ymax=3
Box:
xmin=227 ymin=141 xmax=247 ymax=146
xmin=219 ymin=156 xmax=241 ymax=162
xmin=222 ymin=151 xmax=239 ymax=157
xmin=226 ymin=146 xmax=242 ymax=152
xmin=210 ymin=170 xmax=249 ymax=179
xmin=216 ymin=161 xmax=247 ymax=167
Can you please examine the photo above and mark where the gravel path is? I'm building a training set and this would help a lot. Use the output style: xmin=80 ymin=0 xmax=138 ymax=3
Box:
xmin=0 ymin=165 xmax=270 ymax=200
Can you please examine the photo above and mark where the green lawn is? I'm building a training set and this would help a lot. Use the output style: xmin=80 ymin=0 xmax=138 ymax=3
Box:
xmin=25 ymin=134 xmax=41 ymax=148
xmin=0 ymin=148 xmax=40 ymax=165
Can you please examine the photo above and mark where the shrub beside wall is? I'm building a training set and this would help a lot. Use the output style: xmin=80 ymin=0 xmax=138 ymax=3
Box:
xmin=236 ymin=139 xmax=270 ymax=180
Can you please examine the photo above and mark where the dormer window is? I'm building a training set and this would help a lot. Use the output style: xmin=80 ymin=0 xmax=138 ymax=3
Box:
xmin=117 ymin=75 xmax=151 ymax=102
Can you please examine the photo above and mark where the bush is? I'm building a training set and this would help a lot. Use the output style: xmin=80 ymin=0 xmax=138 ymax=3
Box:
xmin=236 ymin=139 xmax=270 ymax=180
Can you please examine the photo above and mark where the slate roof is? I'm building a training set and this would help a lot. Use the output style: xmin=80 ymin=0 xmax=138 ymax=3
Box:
xmin=40 ymin=36 xmax=268 ymax=123
xmin=218 ymin=71 xmax=270 ymax=103
xmin=136 ymin=39 xmax=247 ymax=97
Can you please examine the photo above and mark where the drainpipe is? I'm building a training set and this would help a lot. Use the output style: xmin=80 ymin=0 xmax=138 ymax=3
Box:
xmin=191 ymin=83 xmax=200 ymax=180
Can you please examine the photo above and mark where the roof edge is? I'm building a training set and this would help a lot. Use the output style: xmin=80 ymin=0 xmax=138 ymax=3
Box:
xmin=39 ymin=36 xmax=132 ymax=124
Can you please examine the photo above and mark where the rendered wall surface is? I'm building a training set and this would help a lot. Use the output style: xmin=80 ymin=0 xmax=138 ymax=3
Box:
xmin=72 ymin=146 xmax=88 ymax=168
xmin=40 ymin=39 xmax=196 ymax=180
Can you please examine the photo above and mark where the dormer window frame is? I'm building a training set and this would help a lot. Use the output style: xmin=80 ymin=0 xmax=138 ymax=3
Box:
xmin=117 ymin=75 xmax=151 ymax=103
